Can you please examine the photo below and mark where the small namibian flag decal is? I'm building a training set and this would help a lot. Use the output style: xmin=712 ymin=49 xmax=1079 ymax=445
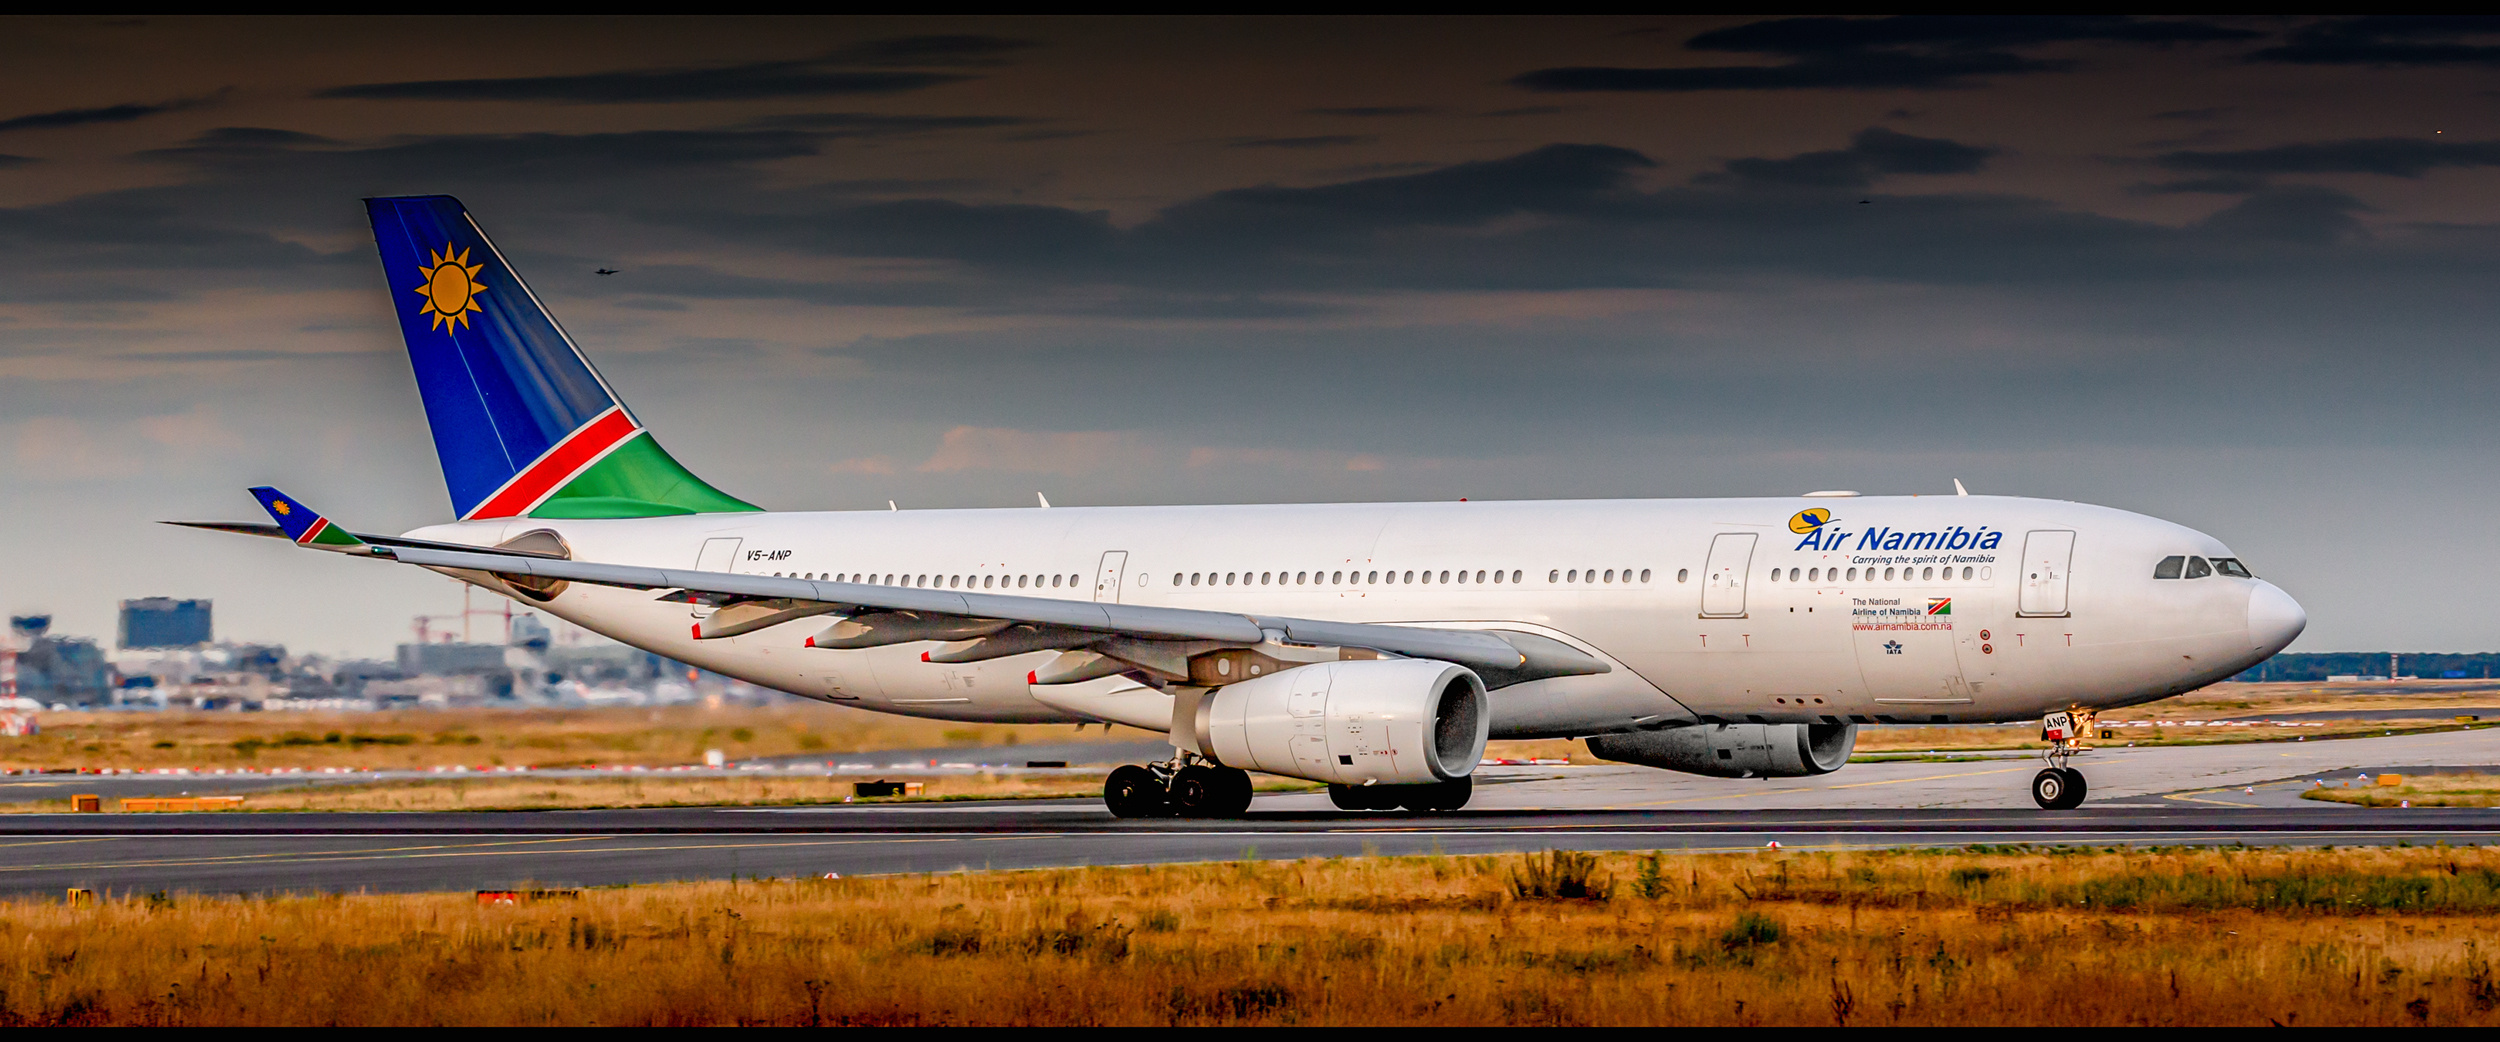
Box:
xmin=1927 ymin=598 xmax=1952 ymax=615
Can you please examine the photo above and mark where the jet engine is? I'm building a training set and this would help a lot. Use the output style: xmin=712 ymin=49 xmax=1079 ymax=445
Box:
xmin=1585 ymin=722 xmax=1856 ymax=778
xmin=1195 ymin=659 xmax=1489 ymax=787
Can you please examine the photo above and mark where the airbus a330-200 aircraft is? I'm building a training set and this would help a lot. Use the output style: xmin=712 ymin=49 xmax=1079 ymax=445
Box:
xmin=187 ymin=196 xmax=2308 ymax=814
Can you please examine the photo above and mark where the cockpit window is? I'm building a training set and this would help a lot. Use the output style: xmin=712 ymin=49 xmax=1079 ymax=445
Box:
xmin=2211 ymin=557 xmax=2252 ymax=578
xmin=2185 ymin=556 xmax=2213 ymax=579
xmin=2153 ymin=555 xmax=2185 ymax=579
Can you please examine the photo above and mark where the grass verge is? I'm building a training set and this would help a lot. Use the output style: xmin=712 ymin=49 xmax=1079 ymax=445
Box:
xmin=2306 ymin=773 xmax=2500 ymax=808
xmin=8 ymin=846 xmax=2500 ymax=1024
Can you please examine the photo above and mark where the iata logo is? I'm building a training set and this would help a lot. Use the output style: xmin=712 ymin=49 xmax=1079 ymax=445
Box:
xmin=1789 ymin=508 xmax=1833 ymax=535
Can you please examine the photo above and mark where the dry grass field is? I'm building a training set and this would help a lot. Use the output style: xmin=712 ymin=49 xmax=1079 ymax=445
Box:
xmin=0 ymin=703 xmax=1149 ymax=773
xmin=2307 ymin=773 xmax=2500 ymax=809
xmin=5 ymin=846 xmax=2500 ymax=1025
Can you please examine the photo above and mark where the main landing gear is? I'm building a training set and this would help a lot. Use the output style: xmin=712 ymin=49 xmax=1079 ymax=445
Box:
xmin=2031 ymin=708 xmax=2092 ymax=810
xmin=1104 ymin=753 xmax=1254 ymax=818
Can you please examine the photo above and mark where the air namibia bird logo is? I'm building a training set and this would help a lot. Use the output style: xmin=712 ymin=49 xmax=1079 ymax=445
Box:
xmin=1789 ymin=508 xmax=1833 ymax=535
xmin=414 ymin=244 xmax=486 ymax=331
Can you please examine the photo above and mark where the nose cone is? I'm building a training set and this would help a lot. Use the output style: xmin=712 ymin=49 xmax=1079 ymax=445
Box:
xmin=2247 ymin=581 xmax=2306 ymax=656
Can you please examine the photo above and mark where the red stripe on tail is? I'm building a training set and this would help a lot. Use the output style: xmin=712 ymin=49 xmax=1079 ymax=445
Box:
xmin=466 ymin=407 xmax=638 ymax=519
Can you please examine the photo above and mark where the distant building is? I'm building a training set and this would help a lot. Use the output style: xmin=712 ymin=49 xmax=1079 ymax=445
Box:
xmin=119 ymin=598 xmax=211 ymax=649
xmin=397 ymin=641 xmax=511 ymax=676
xmin=8 ymin=615 xmax=112 ymax=706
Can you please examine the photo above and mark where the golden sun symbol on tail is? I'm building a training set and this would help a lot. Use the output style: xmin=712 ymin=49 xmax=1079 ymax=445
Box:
xmin=413 ymin=244 xmax=487 ymax=331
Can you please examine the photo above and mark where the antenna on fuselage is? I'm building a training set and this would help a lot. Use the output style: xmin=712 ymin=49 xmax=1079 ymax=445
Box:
xmin=888 ymin=500 xmax=898 ymax=511
xmin=1038 ymin=492 xmax=1051 ymax=508
xmin=1953 ymin=479 xmax=1970 ymax=496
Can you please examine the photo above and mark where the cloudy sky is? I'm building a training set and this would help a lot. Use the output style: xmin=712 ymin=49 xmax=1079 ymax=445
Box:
xmin=4 ymin=16 xmax=2497 ymax=657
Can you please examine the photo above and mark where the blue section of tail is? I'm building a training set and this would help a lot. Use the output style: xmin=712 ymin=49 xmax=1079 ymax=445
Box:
xmin=247 ymin=486 xmax=323 ymax=541
xmin=365 ymin=196 xmax=624 ymax=518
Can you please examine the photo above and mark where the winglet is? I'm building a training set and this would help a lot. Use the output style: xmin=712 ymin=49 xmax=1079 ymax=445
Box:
xmin=247 ymin=487 xmax=372 ymax=553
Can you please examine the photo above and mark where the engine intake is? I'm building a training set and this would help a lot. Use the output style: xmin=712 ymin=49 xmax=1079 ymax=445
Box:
xmin=1586 ymin=722 xmax=1856 ymax=778
xmin=1201 ymin=659 xmax=1488 ymax=786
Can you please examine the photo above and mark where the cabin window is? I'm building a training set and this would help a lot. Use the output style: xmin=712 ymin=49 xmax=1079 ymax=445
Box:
xmin=1639 ymin=569 xmax=1650 ymax=583
xmin=1296 ymin=571 xmax=1308 ymax=584
xmin=2212 ymin=557 xmax=2253 ymax=578
xmin=1676 ymin=569 xmax=1688 ymax=583
xmin=1961 ymin=566 xmax=1973 ymax=580
xmin=1398 ymin=570 xmax=1410 ymax=583
xmin=2186 ymin=556 xmax=2213 ymax=579
xmin=1565 ymin=570 xmax=1577 ymax=582
xmin=1883 ymin=567 xmax=1895 ymax=580
xmin=1330 ymin=571 xmax=1343 ymax=584
xmin=1766 ymin=569 xmax=1776 ymax=583
xmin=1366 ymin=571 xmax=1378 ymax=583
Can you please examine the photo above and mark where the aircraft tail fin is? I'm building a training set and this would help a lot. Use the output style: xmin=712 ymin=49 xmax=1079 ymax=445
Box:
xmin=364 ymin=195 xmax=758 ymax=521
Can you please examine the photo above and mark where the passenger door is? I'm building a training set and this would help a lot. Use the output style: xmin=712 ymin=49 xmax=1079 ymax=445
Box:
xmin=1093 ymin=550 xmax=1129 ymax=604
xmin=1700 ymin=533 xmax=1756 ymax=617
xmin=2017 ymin=530 xmax=2075 ymax=617
xmin=690 ymin=537 xmax=742 ymax=617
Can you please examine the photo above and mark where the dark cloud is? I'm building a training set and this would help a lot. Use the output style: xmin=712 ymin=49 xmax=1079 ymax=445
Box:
xmin=1302 ymin=106 xmax=1436 ymax=118
xmin=2250 ymin=16 xmax=2500 ymax=67
xmin=2160 ymin=138 xmax=2500 ymax=178
xmin=1513 ymin=51 xmax=2056 ymax=93
xmin=2196 ymin=185 xmax=2371 ymax=244
xmin=0 ymin=154 xmax=35 ymax=168
xmin=1709 ymin=126 xmax=1996 ymax=188
xmin=1224 ymin=135 xmax=1375 ymax=149
xmin=2128 ymin=174 xmax=2269 ymax=195
xmin=733 ymin=112 xmax=1034 ymax=136
xmin=1514 ymin=16 xmax=2256 ymax=94
xmin=1685 ymin=15 xmax=2259 ymax=55
xmin=319 ymin=54 xmax=974 ymax=104
xmin=0 ymin=91 xmax=225 ymax=134
xmin=816 ymin=34 xmax=1036 ymax=67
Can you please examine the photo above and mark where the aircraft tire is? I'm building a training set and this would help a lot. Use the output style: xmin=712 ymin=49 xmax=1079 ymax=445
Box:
xmin=1169 ymin=764 xmax=1230 ymax=817
xmin=1400 ymin=776 xmax=1473 ymax=813
xmin=2031 ymin=768 xmax=2071 ymax=810
xmin=2055 ymin=767 xmax=2088 ymax=809
xmin=1105 ymin=765 xmax=1169 ymax=818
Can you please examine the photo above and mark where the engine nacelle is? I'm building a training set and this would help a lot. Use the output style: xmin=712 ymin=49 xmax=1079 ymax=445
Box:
xmin=1585 ymin=722 xmax=1856 ymax=778
xmin=1198 ymin=659 xmax=1489 ymax=787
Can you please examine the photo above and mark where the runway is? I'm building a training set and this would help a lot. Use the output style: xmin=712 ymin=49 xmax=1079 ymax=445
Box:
xmin=4 ymin=726 xmax=2494 ymax=897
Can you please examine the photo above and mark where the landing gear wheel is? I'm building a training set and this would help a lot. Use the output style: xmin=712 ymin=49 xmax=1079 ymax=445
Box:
xmin=1170 ymin=764 xmax=1254 ymax=817
xmin=1104 ymin=765 xmax=1169 ymax=818
xmin=1329 ymin=783 xmax=1396 ymax=811
xmin=2031 ymin=767 xmax=2087 ymax=809
xmin=1399 ymin=776 xmax=1473 ymax=813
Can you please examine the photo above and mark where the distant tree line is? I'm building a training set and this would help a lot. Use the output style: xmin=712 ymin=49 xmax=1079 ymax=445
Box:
xmin=2233 ymin=652 xmax=2500 ymax=683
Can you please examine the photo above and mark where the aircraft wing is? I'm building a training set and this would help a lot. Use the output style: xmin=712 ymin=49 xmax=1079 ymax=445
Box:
xmin=177 ymin=489 xmax=1610 ymax=688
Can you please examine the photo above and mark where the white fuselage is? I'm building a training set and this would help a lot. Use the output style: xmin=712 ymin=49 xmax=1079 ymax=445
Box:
xmin=406 ymin=494 xmax=2303 ymax=738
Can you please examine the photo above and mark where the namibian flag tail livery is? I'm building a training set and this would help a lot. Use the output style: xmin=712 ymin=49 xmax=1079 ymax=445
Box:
xmin=365 ymin=196 xmax=757 ymax=521
xmin=247 ymin=486 xmax=369 ymax=552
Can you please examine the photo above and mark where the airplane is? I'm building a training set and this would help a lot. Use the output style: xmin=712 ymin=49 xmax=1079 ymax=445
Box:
xmin=594 ymin=268 xmax=618 ymax=276
xmin=183 ymin=195 xmax=2307 ymax=816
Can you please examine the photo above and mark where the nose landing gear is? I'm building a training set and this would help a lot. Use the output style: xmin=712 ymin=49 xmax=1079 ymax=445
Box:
xmin=1103 ymin=753 xmax=1254 ymax=818
xmin=2031 ymin=708 xmax=2092 ymax=810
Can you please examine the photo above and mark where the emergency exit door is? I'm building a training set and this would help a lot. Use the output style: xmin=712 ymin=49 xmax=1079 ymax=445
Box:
xmin=1093 ymin=551 xmax=1128 ymax=603
xmin=1700 ymin=533 xmax=1756 ymax=617
xmin=2017 ymin=530 xmax=2074 ymax=617
xmin=689 ymin=537 xmax=741 ymax=617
